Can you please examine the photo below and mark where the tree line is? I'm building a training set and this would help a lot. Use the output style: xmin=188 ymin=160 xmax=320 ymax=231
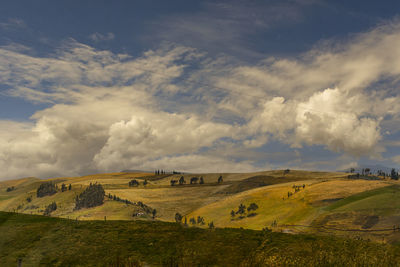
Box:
xmin=170 ymin=175 xmax=223 ymax=186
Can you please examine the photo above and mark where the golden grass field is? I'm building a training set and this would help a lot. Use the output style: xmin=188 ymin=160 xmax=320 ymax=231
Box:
xmin=1 ymin=170 xmax=400 ymax=242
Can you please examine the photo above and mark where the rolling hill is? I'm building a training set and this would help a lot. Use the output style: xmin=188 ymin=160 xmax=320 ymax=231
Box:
xmin=1 ymin=169 xmax=399 ymax=243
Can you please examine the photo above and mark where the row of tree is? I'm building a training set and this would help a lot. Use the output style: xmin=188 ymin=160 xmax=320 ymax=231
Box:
xmin=174 ymin=213 xmax=214 ymax=228
xmin=350 ymin=167 xmax=399 ymax=180
xmin=170 ymin=176 xmax=223 ymax=186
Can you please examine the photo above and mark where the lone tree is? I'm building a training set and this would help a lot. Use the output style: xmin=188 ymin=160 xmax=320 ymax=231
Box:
xmin=129 ymin=179 xmax=139 ymax=187
xmin=37 ymin=182 xmax=57 ymax=198
xmin=175 ymin=212 xmax=183 ymax=223
xmin=199 ymin=177 xmax=204 ymax=184
xmin=391 ymin=168 xmax=399 ymax=180
xmin=74 ymin=183 xmax=105 ymax=210
xmin=68 ymin=184 xmax=72 ymax=190
xmin=217 ymin=175 xmax=223 ymax=184
xmin=61 ymin=183 xmax=67 ymax=192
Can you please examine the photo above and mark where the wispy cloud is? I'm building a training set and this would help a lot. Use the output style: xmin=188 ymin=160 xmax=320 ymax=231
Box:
xmin=89 ymin=32 xmax=115 ymax=42
xmin=0 ymin=18 xmax=26 ymax=31
xmin=148 ymin=0 xmax=314 ymax=60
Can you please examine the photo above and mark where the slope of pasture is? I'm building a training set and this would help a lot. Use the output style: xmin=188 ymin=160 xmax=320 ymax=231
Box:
xmin=106 ymin=184 xmax=230 ymax=221
xmin=187 ymin=179 xmax=392 ymax=230
xmin=310 ymin=185 xmax=400 ymax=241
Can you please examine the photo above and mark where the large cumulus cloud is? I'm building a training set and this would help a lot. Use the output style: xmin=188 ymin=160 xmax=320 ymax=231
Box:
xmin=0 ymin=20 xmax=400 ymax=180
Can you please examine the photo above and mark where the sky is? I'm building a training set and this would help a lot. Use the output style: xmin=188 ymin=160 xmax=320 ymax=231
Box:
xmin=0 ymin=0 xmax=400 ymax=180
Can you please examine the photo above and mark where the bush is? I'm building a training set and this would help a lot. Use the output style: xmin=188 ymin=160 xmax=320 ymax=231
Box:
xmin=37 ymin=182 xmax=57 ymax=198
xmin=74 ymin=183 xmax=105 ymax=210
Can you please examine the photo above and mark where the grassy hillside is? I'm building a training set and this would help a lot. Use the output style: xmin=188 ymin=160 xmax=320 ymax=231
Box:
xmin=1 ymin=211 xmax=400 ymax=266
xmin=2 ymin=169 xmax=399 ymax=243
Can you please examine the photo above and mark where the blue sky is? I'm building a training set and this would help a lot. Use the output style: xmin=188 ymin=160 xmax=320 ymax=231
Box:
xmin=0 ymin=0 xmax=399 ymax=180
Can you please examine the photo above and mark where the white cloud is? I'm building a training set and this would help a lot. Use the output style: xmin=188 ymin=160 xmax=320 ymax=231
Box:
xmin=0 ymin=19 xmax=400 ymax=180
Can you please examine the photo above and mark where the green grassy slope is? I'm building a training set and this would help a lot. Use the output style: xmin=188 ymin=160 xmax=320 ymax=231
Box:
xmin=1 ymin=211 xmax=400 ymax=266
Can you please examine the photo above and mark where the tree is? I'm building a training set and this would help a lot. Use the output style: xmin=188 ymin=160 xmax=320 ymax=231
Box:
xmin=143 ymin=179 xmax=148 ymax=186
xmin=152 ymin=209 xmax=157 ymax=219
xmin=237 ymin=203 xmax=246 ymax=215
xmin=231 ymin=210 xmax=235 ymax=218
xmin=189 ymin=217 xmax=196 ymax=225
xmin=218 ymin=175 xmax=223 ymax=184
xmin=247 ymin=203 xmax=258 ymax=212
xmin=199 ymin=177 xmax=204 ymax=184
xmin=197 ymin=216 xmax=205 ymax=225
xmin=184 ymin=216 xmax=188 ymax=226
xmin=26 ymin=196 xmax=32 ymax=203
xmin=170 ymin=180 xmax=177 ymax=186
xmin=208 ymin=221 xmax=214 ymax=229
xmin=179 ymin=176 xmax=186 ymax=185
xmin=391 ymin=168 xmax=399 ymax=180
xmin=350 ymin=168 xmax=355 ymax=173
xmin=61 ymin=183 xmax=67 ymax=192
xmin=175 ymin=212 xmax=183 ymax=223
xmin=37 ymin=182 xmax=57 ymax=198
xmin=68 ymin=184 xmax=72 ymax=190
xmin=129 ymin=179 xmax=139 ymax=187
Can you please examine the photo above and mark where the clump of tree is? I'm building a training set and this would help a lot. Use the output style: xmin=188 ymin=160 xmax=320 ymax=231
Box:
xmin=37 ymin=182 xmax=57 ymax=198
xmin=6 ymin=186 xmax=15 ymax=192
xmin=284 ymin=169 xmax=290 ymax=174
xmin=231 ymin=202 xmax=259 ymax=220
xmin=74 ymin=183 xmax=105 ymax=210
xmin=44 ymin=201 xmax=57 ymax=216
xmin=129 ymin=179 xmax=139 ymax=187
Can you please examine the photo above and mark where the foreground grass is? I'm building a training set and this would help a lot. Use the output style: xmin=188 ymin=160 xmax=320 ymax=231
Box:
xmin=1 ymin=212 xmax=400 ymax=266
